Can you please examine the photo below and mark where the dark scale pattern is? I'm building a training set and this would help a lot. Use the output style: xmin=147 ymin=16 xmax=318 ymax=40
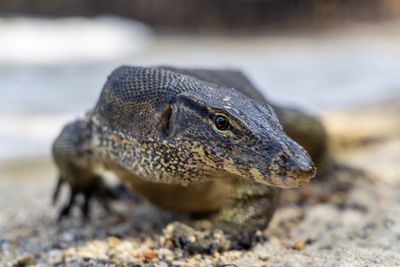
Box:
xmin=95 ymin=66 xmax=227 ymax=137
xmin=52 ymin=66 xmax=328 ymax=253
xmin=52 ymin=117 xmax=95 ymax=183
xmin=161 ymin=67 xmax=267 ymax=102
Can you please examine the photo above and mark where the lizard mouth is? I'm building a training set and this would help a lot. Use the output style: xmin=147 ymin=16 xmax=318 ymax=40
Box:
xmin=249 ymin=164 xmax=316 ymax=188
xmin=273 ymin=170 xmax=316 ymax=188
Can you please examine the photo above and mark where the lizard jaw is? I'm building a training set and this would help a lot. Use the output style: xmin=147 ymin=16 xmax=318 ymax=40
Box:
xmin=249 ymin=167 xmax=316 ymax=188
xmin=247 ymin=150 xmax=316 ymax=188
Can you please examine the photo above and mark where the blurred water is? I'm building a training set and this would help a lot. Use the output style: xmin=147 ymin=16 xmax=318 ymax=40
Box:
xmin=0 ymin=16 xmax=151 ymax=65
xmin=0 ymin=16 xmax=400 ymax=160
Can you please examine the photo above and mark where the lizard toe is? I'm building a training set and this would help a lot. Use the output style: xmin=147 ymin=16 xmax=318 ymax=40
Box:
xmin=163 ymin=222 xmax=231 ymax=254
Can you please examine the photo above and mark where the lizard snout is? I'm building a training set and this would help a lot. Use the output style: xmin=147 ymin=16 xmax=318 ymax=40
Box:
xmin=271 ymin=152 xmax=316 ymax=187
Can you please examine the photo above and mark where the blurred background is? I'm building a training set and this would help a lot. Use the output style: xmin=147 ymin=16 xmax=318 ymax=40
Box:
xmin=0 ymin=0 xmax=400 ymax=161
xmin=1 ymin=1 xmax=400 ymax=265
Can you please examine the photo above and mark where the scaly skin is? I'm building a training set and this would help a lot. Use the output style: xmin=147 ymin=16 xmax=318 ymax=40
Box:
xmin=52 ymin=66 xmax=320 ymax=253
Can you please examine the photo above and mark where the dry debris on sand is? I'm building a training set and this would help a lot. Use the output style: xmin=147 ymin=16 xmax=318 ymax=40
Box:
xmin=1 ymin=100 xmax=399 ymax=267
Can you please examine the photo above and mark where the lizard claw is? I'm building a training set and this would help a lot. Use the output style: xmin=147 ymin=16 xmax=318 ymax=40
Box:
xmin=52 ymin=175 xmax=123 ymax=221
xmin=52 ymin=176 xmax=65 ymax=206
xmin=57 ymin=189 xmax=79 ymax=221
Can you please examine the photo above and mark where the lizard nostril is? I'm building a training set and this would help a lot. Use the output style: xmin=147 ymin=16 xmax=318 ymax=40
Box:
xmin=278 ymin=154 xmax=288 ymax=161
xmin=274 ymin=154 xmax=291 ymax=169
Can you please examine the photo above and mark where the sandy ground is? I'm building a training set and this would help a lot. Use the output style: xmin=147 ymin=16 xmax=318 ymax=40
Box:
xmin=0 ymin=100 xmax=399 ymax=267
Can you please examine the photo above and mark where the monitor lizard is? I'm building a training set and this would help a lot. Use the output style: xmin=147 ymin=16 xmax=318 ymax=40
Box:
xmin=52 ymin=66 xmax=324 ymax=253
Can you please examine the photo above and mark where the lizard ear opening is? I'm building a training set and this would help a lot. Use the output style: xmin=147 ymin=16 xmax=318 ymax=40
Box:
xmin=160 ymin=106 xmax=173 ymax=137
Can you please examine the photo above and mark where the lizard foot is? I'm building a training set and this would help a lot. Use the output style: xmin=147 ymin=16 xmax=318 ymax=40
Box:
xmin=52 ymin=175 xmax=133 ymax=221
xmin=163 ymin=222 xmax=231 ymax=254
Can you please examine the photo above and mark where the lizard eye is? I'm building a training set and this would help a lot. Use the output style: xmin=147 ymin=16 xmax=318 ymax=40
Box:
xmin=214 ymin=115 xmax=230 ymax=131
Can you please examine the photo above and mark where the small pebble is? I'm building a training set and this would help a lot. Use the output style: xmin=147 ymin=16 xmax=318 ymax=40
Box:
xmin=107 ymin=236 xmax=122 ymax=247
xmin=62 ymin=232 xmax=75 ymax=242
xmin=143 ymin=250 xmax=156 ymax=261
xmin=293 ymin=240 xmax=305 ymax=250
xmin=12 ymin=254 xmax=36 ymax=267
xmin=213 ymin=252 xmax=221 ymax=258
xmin=171 ymin=260 xmax=185 ymax=266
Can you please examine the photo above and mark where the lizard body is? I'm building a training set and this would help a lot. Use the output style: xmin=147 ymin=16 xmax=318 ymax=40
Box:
xmin=52 ymin=66 xmax=320 ymax=252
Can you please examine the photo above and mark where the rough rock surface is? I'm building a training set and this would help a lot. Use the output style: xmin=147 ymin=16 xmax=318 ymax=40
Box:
xmin=0 ymin=100 xmax=399 ymax=267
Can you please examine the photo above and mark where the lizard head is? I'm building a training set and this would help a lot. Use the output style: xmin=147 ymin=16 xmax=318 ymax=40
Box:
xmin=166 ymin=86 xmax=316 ymax=188
xmin=95 ymin=66 xmax=315 ymax=187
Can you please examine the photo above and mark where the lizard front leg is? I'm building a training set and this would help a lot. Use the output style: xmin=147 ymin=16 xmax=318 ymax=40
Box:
xmin=52 ymin=119 xmax=117 ymax=219
xmin=165 ymin=179 xmax=281 ymax=253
